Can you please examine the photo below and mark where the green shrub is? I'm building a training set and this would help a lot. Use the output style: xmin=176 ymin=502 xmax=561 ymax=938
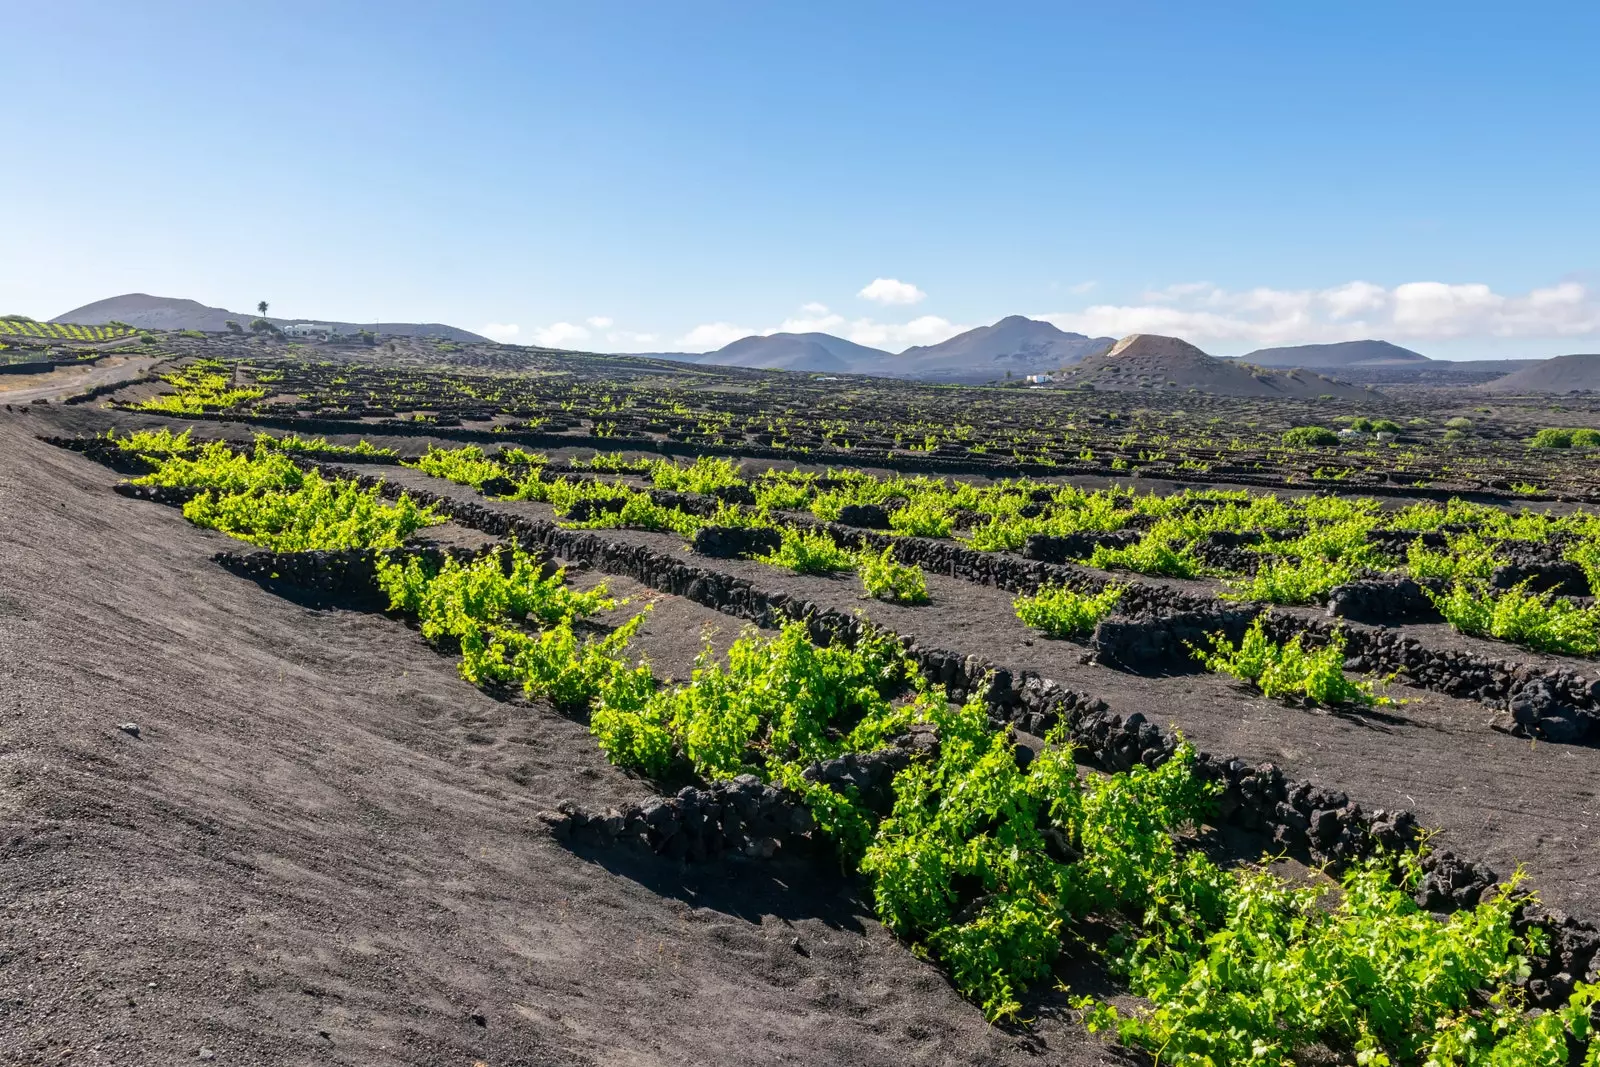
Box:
xmin=1088 ymin=525 xmax=1203 ymax=578
xmin=257 ymin=432 xmax=397 ymax=458
xmin=1224 ymin=555 xmax=1355 ymax=605
xmin=591 ymin=621 xmax=922 ymax=784
xmin=1196 ymin=616 xmax=1381 ymax=705
xmin=1282 ymin=426 xmax=1339 ymax=447
xmin=106 ymin=427 xmax=195 ymax=456
xmin=1530 ymin=427 xmax=1600 ymax=449
xmin=1407 ymin=534 xmax=1500 ymax=583
xmin=1013 ymin=583 xmax=1123 ymax=637
xmin=1445 ymin=416 xmax=1473 ymax=429
xmin=406 ymin=444 xmax=505 ymax=489
xmin=758 ymin=527 xmax=856 ymax=574
xmin=858 ymin=546 xmax=930 ymax=604
xmin=1428 ymin=580 xmax=1600 ymax=656
xmin=888 ymin=498 xmax=955 ymax=538
xmin=650 ymin=455 xmax=745 ymax=493
xmin=182 ymin=475 xmax=437 ymax=551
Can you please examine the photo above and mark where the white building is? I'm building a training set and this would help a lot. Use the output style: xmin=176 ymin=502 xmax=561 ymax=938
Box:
xmin=284 ymin=323 xmax=345 ymax=339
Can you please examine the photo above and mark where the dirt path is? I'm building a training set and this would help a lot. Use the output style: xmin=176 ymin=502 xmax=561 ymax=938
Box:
xmin=0 ymin=354 xmax=159 ymax=404
xmin=0 ymin=419 xmax=1127 ymax=1066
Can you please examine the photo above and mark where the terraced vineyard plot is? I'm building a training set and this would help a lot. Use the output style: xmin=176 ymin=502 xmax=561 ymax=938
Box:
xmin=0 ymin=317 xmax=135 ymax=342
xmin=95 ymin=339 xmax=1600 ymax=501
xmin=14 ymin=342 xmax=1600 ymax=1065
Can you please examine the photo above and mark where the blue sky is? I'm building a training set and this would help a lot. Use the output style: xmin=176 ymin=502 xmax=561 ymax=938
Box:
xmin=4 ymin=1 xmax=1597 ymax=358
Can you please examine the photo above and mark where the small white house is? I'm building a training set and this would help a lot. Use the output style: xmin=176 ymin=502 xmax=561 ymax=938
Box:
xmin=1025 ymin=373 xmax=1055 ymax=384
xmin=284 ymin=322 xmax=349 ymax=339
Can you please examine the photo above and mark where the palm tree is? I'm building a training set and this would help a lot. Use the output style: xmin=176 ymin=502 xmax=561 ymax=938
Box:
xmin=257 ymin=300 xmax=269 ymax=318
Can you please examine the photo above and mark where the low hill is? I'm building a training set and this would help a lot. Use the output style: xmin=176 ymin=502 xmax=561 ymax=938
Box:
xmin=1238 ymin=339 xmax=1429 ymax=368
xmin=892 ymin=316 xmax=1113 ymax=380
xmin=1057 ymin=333 xmax=1375 ymax=399
xmin=1478 ymin=353 xmax=1600 ymax=393
xmin=53 ymin=293 xmax=488 ymax=343
xmin=695 ymin=332 xmax=892 ymax=373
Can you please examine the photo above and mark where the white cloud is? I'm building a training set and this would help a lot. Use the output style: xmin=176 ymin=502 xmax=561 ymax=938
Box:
xmin=846 ymin=315 xmax=966 ymax=350
xmin=1067 ymin=280 xmax=1097 ymax=295
xmin=673 ymin=303 xmax=967 ymax=354
xmin=770 ymin=310 xmax=846 ymax=335
xmin=1322 ymin=281 xmax=1388 ymax=319
xmin=679 ymin=322 xmax=754 ymax=350
xmin=607 ymin=330 xmax=658 ymax=349
xmin=1039 ymin=279 xmax=1600 ymax=349
xmin=531 ymin=321 xmax=591 ymax=347
xmin=586 ymin=316 xmax=614 ymax=329
xmin=480 ymin=322 xmax=520 ymax=343
xmin=858 ymin=277 xmax=927 ymax=306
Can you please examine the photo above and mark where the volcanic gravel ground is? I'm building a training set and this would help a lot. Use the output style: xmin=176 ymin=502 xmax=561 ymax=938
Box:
xmin=376 ymin=466 xmax=1600 ymax=919
xmin=0 ymin=420 xmax=1132 ymax=1066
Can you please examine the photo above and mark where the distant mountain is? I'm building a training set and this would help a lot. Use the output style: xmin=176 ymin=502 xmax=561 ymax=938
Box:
xmin=629 ymin=317 xmax=1113 ymax=381
xmin=52 ymin=293 xmax=488 ymax=343
xmin=1238 ymin=340 xmax=1429 ymax=368
xmin=893 ymin=316 xmax=1113 ymax=380
xmin=1478 ymin=353 xmax=1600 ymax=393
xmin=1058 ymin=334 xmax=1375 ymax=399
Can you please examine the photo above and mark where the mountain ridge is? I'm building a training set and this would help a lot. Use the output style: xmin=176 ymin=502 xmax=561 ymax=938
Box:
xmin=52 ymin=293 xmax=489 ymax=343
xmin=1237 ymin=339 xmax=1430 ymax=368
xmin=631 ymin=316 xmax=1114 ymax=381
xmin=1478 ymin=353 xmax=1600 ymax=394
xmin=1059 ymin=333 xmax=1376 ymax=399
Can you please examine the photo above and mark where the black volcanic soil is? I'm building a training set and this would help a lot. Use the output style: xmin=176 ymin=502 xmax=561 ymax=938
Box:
xmin=0 ymin=421 xmax=1134 ymax=1066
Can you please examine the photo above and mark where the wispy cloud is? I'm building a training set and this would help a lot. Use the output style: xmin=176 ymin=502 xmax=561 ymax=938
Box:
xmin=679 ymin=321 xmax=752 ymax=349
xmin=531 ymin=321 xmax=591 ymax=347
xmin=480 ymin=322 xmax=520 ymax=343
xmin=675 ymin=303 xmax=966 ymax=353
xmin=1038 ymin=279 xmax=1600 ymax=349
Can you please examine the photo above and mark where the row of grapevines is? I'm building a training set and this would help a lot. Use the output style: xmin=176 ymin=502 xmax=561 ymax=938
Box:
xmin=134 ymin=441 xmax=439 ymax=550
xmin=1196 ymin=615 xmax=1387 ymax=705
xmin=134 ymin=359 xmax=264 ymax=414
xmin=402 ymin=447 xmax=1600 ymax=653
xmin=1430 ymin=580 xmax=1600 ymax=657
xmin=374 ymin=545 xmax=651 ymax=707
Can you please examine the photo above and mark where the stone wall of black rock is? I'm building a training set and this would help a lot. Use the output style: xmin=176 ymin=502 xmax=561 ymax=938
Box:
xmin=81 ymin=449 xmax=1599 ymax=1007
xmin=210 ymin=543 xmax=515 ymax=607
xmin=41 ymin=435 xmax=160 ymax=475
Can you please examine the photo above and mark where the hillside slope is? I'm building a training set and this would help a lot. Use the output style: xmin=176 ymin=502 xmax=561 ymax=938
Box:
xmin=1478 ymin=353 xmax=1600 ymax=393
xmin=892 ymin=316 xmax=1112 ymax=380
xmin=53 ymin=293 xmax=488 ymax=343
xmin=1238 ymin=339 xmax=1429 ymax=367
xmin=1058 ymin=334 xmax=1375 ymax=399
xmin=0 ymin=418 xmax=1104 ymax=1067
